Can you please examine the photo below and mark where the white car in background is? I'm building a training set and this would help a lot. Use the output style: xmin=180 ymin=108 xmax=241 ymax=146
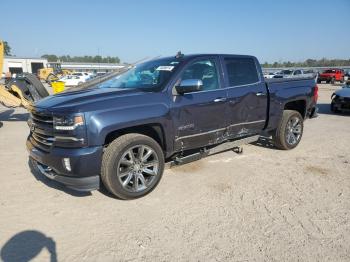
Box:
xmin=59 ymin=75 xmax=86 ymax=86
xmin=72 ymin=72 xmax=93 ymax=81
xmin=263 ymin=72 xmax=277 ymax=79
xmin=273 ymin=69 xmax=315 ymax=79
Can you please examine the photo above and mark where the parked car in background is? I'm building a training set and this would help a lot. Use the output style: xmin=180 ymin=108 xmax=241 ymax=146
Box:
xmin=59 ymin=75 xmax=86 ymax=86
xmin=72 ymin=72 xmax=93 ymax=81
xmin=27 ymin=53 xmax=318 ymax=199
xmin=344 ymin=70 xmax=350 ymax=81
xmin=318 ymin=69 xmax=344 ymax=84
xmin=263 ymin=72 xmax=276 ymax=79
xmin=273 ymin=69 xmax=314 ymax=79
xmin=331 ymin=84 xmax=350 ymax=113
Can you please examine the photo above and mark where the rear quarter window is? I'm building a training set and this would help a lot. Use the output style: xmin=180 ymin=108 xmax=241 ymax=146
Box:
xmin=224 ymin=58 xmax=259 ymax=87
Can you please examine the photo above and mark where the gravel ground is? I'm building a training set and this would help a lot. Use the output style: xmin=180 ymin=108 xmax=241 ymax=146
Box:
xmin=0 ymin=84 xmax=349 ymax=262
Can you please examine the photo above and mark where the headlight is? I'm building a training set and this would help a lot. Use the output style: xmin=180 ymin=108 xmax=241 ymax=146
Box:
xmin=53 ymin=114 xmax=85 ymax=130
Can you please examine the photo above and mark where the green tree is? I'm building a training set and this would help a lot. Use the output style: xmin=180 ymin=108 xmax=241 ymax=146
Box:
xmin=3 ymin=41 xmax=12 ymax=56
xmin=41 ymin=54 xmax=58 ymax=62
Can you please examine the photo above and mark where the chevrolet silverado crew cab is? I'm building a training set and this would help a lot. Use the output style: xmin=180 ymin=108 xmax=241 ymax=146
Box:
xmin=27 ymin=53 xmax=318 ymax=199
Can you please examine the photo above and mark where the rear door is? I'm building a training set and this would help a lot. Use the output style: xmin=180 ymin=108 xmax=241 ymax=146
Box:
xmin=171 ymin=57 xmax=228 ymax=151
xmin=222 ymin=56 xmax=268 ymax=137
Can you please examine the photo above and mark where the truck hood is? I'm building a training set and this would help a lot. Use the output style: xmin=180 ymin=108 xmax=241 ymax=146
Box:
xmin=35 ymin=87 xmax=150 ymax=113
xmin=334 ymin=88 xmax=350 ymax=98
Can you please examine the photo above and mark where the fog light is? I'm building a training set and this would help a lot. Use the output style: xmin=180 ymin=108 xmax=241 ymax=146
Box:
xmin=63 ymin=158 xmax=71 ymax=172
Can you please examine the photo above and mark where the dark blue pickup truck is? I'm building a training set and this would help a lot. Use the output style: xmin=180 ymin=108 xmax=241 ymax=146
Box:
xmin=27 ymin=53 xmax=318 ymax=199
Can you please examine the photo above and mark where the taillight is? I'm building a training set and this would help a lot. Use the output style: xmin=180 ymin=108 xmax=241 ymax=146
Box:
xmin=313 ymin=85 xmax=319 ymax=103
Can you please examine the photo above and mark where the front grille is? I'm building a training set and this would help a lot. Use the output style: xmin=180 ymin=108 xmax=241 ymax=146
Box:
xmin=29 ymin=110 xmax=54 ymax=152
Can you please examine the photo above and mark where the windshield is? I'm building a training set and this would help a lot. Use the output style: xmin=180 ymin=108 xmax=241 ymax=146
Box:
xmin=98 ymin=58 xmax=181 ymax=90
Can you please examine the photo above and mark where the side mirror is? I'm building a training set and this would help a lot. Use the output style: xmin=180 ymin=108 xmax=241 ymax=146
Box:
xmin=175 ymin=79 xmax=203 ymax=94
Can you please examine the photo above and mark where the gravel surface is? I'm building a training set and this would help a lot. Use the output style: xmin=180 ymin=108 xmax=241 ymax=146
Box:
xmin=0 ymin=84 xmax=349 ymax=261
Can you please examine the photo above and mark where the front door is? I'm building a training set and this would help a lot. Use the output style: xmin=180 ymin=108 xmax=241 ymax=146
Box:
xmin=171 ymin=57 xmax=228 ymax=151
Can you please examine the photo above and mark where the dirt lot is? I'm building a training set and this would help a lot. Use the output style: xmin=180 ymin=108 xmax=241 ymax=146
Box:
xmin=0 ymin=84 xmax=349 ymax=261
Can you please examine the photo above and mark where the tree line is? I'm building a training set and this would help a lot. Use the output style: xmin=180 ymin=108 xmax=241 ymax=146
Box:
xmin=41 ymin=54 xmax=120 ymax=64
xmin=262 ymin=58 xmax=350 ymax=68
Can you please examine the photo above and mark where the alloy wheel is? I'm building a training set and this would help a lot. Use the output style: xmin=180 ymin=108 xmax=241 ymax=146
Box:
xmin=285 ymin=116 xmax=302 ymax=145
xmin=117 ymin=145 xmax=159 ymax=193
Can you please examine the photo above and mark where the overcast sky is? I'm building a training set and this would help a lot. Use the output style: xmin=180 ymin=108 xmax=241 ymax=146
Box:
xmin=1 ymin=0 xmax=349 ymax=63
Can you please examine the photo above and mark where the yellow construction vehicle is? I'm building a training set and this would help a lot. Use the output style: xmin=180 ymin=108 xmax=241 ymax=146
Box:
xmin=38 ymin=62 xmax=71 ymax=83
xmin=0 ymin=40 xmax=49 ymax=110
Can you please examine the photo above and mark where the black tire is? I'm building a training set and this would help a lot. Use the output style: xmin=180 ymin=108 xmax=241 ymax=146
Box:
xmin=317 ymin=79 xmax=321 ymax=84
xmin=273 ymin=110 xmax=304 ymax=150
xmin=22 ymin=73 xmax=49 ymax=98
xmin=101 ymin=133 xmax=165 ymax=199
xmin=330 ymin=78 xmax=335 ymax=84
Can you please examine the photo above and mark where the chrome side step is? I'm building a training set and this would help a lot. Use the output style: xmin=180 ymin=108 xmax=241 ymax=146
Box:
xmin=166 ymin=135 xmax=260 ymax=169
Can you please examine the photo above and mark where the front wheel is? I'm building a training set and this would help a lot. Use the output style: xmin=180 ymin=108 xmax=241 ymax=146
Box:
xmin=273 ymin=110 xmax=304 ymax=150
xmin=101 ymin=133 xmax=164 ymax=199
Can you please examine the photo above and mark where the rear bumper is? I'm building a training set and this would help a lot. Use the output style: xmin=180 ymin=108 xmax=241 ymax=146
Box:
xmin=27 ymin=138 xmax=102 ymax=191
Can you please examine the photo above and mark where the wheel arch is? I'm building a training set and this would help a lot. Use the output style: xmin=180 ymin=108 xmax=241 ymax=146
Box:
xmin=283 ymin=99 xmax=307 ymax=118
xmin=104 ymin=123 xmax=166 ymax=152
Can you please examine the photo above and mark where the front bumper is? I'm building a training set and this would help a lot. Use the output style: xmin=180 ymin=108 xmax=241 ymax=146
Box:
xmin=332 ymin=99 xmax=350 ymax=112
xmin=27 ymin=138 xmax=102 ymax=191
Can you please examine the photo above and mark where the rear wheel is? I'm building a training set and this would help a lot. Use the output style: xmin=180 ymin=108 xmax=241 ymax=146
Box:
xmin=331 ymin=77 xmax=335 ymax=84
xmin=101 ymin=133 xmax=164 ymax=199
xmin=273 ymin=110 xmax=304 ymax=150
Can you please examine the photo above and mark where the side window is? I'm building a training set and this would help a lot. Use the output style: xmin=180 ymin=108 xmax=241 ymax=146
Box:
xmin=224 ymin=58 xmax=259 ymax=87
xmin=181 ymin=59 xmax=219 ymax=91
xmin=294 ymin=70 xmax=301 ymax=75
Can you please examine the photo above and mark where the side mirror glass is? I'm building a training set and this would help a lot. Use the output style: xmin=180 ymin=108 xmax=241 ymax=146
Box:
xmin=175 ymin=79 xmax=203 ymax=94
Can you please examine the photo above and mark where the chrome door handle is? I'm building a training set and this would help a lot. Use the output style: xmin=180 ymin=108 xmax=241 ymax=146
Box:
xmin=214 ymin=97 xmax=227 ymax=102
xmin=256 ymin=92 xmax=266 ymax=96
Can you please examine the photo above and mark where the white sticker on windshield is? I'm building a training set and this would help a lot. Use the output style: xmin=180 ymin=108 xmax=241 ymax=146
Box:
xmin=156 ymin=66 xmax=174 ymax=71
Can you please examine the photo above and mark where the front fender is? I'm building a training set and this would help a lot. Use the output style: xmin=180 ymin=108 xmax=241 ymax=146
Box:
xmin=86 ymin=103 xmax=171 ymax=146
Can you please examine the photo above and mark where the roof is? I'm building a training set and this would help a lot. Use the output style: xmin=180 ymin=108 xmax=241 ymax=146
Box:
xmin=4 ymin=56 xmax=47 ymax=60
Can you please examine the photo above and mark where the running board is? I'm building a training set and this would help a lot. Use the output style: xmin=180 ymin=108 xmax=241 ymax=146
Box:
xmin=166 ymin=135 xmax=260 ymax=169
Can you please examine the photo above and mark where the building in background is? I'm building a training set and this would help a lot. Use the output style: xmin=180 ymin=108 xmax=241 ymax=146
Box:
xmin=60 ymin=62 xmax=125 ymax=73
xmin=2 ymin=57 xmax=125 ymax=76
xmin=3 ymin=57 xmax=48 ymax=75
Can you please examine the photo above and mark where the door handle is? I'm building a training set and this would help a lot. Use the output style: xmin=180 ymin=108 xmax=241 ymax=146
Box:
xmin=256 ymin=92 xmax=266 ymax=96
xmin=214 ymin=97 xmax=227 ymax=102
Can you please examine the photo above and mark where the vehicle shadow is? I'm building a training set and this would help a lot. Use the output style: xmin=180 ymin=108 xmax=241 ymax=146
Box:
xmin=0 ymin=109 xmax=29 ymax=121
xmin=251 ymin=136 xmax=276 ymax=150
xmin=28 ymin=158 xmax=92 ymax=197
xmin=317 ymin=103 xmax=350 ymax=116
xmin=0 ymin=230 xmax=57 ymax=262
xmin=97 ymin=185 xmax=121 ymax=199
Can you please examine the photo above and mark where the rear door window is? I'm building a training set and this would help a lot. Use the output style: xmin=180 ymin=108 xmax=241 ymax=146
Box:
xmin=224 ymin=58 xmax=259 ymax=87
